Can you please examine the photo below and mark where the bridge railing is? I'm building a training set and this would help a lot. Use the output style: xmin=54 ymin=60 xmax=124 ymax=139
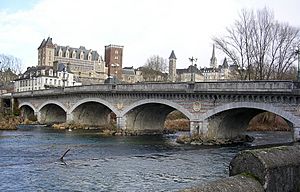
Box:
xmin=193 ymin=81 xmax=295 ymax=93
xmin=63 ymin=84 xmax=114 ymax=93
xmin=10 ymin=80 xmax=299 ymax=98
xmin=114 ymin=83 xmax=189 ymax=92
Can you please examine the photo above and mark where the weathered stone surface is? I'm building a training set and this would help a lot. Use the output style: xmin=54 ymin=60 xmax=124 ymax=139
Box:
xmin=7 ymin=81 xmax=300 ymax=140
xmin=180 ymin=174 xmax=264 ymax=192
xmin=230 ymin=144 xmax=300 ymax=192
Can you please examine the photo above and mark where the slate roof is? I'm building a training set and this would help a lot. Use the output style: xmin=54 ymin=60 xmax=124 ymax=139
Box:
xmin=38 ymin=37 xmax=54 ymax=49
xmin=169 ymin=50 xmax=177 ymax=60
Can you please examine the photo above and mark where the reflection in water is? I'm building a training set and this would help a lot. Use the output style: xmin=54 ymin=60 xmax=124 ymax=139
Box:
xmin=0 ymin=125 xmax=293 ymax=192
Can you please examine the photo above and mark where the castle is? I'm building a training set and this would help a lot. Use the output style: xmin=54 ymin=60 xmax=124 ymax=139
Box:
xmin=37 ymin=37 xmax=124 ymax=84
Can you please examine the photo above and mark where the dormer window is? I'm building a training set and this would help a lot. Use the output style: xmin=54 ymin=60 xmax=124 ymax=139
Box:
xmin=59 ymin=49 xmax=62 ymax=57
xmin=80 ymin=52 xmax=84 ymax=60
xmin=66 ymin=50 xmax=69 ymax=58
xmin=72 ymin=51 xmax=76 ymax=58
xmin=88 ymin=53 xmax=92 ymax=61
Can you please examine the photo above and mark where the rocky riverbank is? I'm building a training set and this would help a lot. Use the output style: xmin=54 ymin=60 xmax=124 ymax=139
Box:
xmin=52 ymin=122 xmax=175 ymax=136
xmin=0 ymin=115 xmax=23 ymax=130
xmin=176 ymin=134 xmax=255 ymax=146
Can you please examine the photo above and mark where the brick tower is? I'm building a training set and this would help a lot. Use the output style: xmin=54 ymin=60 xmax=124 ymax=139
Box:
xmin=104 ymin=44 xmax=124 ymax=79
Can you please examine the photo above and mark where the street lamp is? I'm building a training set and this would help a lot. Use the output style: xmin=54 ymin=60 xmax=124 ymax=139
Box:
xmin=189 ymin=57 xmax=197 ymax=82
xmin=295 ymin=46 xmax=300 ymax=81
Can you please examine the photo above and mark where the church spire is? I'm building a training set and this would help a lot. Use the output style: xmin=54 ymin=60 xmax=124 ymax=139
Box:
xmin=169 ymin=50 xmax=177 ymax=60
xmin=210 ymin=44 xmax=217 ymax=68
xmin=169 ymin=50 xmax=177 ymax=82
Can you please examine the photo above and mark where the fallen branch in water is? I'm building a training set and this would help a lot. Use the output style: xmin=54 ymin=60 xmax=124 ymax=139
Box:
xmin=60 ymin=148 xmax=70 ymax=162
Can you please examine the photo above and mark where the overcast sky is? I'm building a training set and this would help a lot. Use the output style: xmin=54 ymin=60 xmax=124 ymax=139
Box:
xmin=0 ymin=0 xmax=299 ymax=71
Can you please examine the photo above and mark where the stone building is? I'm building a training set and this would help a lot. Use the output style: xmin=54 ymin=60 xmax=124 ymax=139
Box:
xmin=167 ymin=50 xmax=204 ymax=82
xmin=121 ymin=67 xmax=143 ymax=83
xmin=168 ymin=46 xmax=234 ymax=82
xmin=176 ymin=65 xmax=204 ymax=82
xmin=199 ymin=45 xmax=231 ymax=81
xmin=200 ymin=58 xmax=231 ymax=81
xmin=14 ymin=64 xmax=81 ymax=92
xmin=38 ymin=37 xmax=107 ymax=84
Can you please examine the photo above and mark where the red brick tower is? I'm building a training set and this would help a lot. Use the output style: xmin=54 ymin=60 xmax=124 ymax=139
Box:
xmin=105 ymin=44 xmax=124 ymax=79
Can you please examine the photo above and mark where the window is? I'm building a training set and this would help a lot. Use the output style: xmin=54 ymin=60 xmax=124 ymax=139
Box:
xmin=66 ymin=50 xmax=69 ymax=58
xmin=115 ymin=50 xmax=118 ymax=54
xmin=114 ymin=56 xmax=118 ymax=60
xmin=54 ymin=79 xmax=57 ymax=85
xmin=80 ymin=52 xmax=84 ymax=60
xmin=45 ymin=78 xmax=48 ymax=84
xmin=59 ymin=49 xmax=62 ymax=57
xmin=72 ymin=51 xmax=76 ymax=58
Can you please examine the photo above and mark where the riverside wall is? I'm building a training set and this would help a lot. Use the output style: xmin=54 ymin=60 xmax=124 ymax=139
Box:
xmin=181 ymin=144 xmax=300 ymax=192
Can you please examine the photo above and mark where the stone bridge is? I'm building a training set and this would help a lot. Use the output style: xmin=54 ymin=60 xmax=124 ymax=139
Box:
xmin=8 ymin=81 xmax=300 ymax=141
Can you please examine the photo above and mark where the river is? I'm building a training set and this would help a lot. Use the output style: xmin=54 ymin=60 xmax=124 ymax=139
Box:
xmin=0 ymin=125 xmax=293 ymax=192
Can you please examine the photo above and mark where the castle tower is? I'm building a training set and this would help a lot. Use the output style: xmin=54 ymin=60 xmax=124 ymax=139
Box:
xmin=104 ymin=44 xmax=124 ymax=79
xmin=168 ymin=50 xmax=177 ymax=82
xmin=210 ymin=44 xmax=217 ymax=68
xmin=38 ymin=37 xmax=55 ymax=66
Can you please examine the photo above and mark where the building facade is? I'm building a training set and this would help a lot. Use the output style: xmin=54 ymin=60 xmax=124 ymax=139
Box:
xmin=168 ymin=46 xmax=234 ymax=82
xmin=38 ymin=37 xmax=107 ymax=84
xmin=105 ymin=44 xmax=124 ymax=79
xmin=14 ymin=64 xmax=81 ymax=92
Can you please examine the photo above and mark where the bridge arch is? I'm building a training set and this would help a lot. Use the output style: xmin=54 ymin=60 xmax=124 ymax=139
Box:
xmin=19 ymin=102 xmax=36 ymax=120
xmin=38 ymin=100 xmax=68 ymax=112
xmin=68 ymin=98 xmax=120 ymax=127
xmin=19 ymin=102 xmax=37 ymax=112
xmin=68 ymin=98 xmax=119 ymax=115
xmin=38 ymin=100 xmax=67 ymax=124
xmin=121 ymin=99 xmax=193 ymax=119
xmin=199 ymin=102 xmax=300 ymax=139
xmin=121 ymin=99 xmax=193 ymax=132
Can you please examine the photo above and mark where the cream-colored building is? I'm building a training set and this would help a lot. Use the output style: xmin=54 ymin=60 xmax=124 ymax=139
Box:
xmin=168 ymin=46 xmax=233 ymax=83
xmin=14 ymin=64 xmax=81 ymax=92
xmin=38 ymin=37 xmax=107 ymax=84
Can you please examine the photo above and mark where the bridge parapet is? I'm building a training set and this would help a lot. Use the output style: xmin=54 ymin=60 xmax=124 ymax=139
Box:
xmin=115 ymin=83 xmax=189 ymax=92
xmin=193 ymin=81 xmax=295 ymax=93
xmin=9 ymin=80 xmax=300 ymax=98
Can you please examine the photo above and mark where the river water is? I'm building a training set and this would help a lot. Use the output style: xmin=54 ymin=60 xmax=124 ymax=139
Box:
xmin=0 ymin=125 xmax=293 ymax=192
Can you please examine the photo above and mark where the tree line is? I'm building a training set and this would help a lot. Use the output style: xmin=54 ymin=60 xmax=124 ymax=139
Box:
xmin=213 ymin=8 xmax=300 ymax=80
xmin=143 ymin=8 xmax=299 ymax=81
xmin=0 ymin=54 xmax=22 ymax=85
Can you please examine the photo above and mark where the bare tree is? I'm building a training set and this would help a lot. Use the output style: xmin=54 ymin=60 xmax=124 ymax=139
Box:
xmin=0 ymin=54 xmax=22 ymax=84
xmin=144 ymin=55 xmax=167 ymax=72
xmin=213 ymin=8 xmax=300 ymax=80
